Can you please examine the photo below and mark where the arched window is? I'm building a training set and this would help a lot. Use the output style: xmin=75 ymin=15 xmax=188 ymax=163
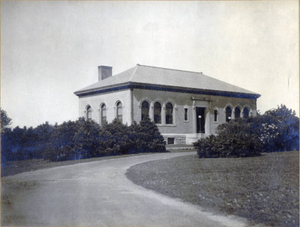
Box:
xmin=226 ymin=106 xmax=232 ymax=122
xmin=154 ymin=102 xmax=162 ymax=124
xmin=86 ymin=105 xmax=92 ymax=120
xmin=243 ymin=107 xmax=249 ymax=118
xmin=141 ymin=101 xmax=150 ymax=121
xmin=101 ymin=103 xmax=107 ymax=125
xmin=166 ymin=102 xmax=173 ymax=124
xmin=235 ymin=107 xmax=241 ymax=119
xmin=116 ymin=101 xmax=122 ymax=123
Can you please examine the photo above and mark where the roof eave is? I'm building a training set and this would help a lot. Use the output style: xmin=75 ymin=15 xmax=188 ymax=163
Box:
xmin=74 ymin=82 xmax=131 ymax=96
xmin=74 ymin=82 xmax=260 ymax=99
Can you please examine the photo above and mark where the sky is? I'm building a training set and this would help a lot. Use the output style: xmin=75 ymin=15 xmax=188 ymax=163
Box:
xmin=1 ymin=1 xmax=299 ymax=128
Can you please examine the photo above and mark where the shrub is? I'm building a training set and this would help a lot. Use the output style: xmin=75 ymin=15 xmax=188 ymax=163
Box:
xmin=98 ymin=116 xmax=166 ymax=155
xmin=99 ymin=119 xmax=134 ymax=155
xmin=195 ymin=118 xmax=262 ymax=158
xmin=43 ymin=118 xmax=105 ymax=161
xmin=129 ymin=116 xmax=166 ymax=153
xmin=194 ymin=105 xmax=299 ymax=158
xmin=34 ymin=122 xmax=56 ymax=157
xmin=1 ymin=126 xmax=35 ymax=162
xmin=1 ymin=128 xmax=17 ymax=162
xmin=43 ymin=120 xmax=78 ymax=161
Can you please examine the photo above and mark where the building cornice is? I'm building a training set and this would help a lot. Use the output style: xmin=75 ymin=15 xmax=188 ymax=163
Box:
xmin=74 ymin=82 xmax=261 ymax=99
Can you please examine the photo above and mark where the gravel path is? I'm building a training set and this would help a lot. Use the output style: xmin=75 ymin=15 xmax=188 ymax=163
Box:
xmin=2 ymin=152 xmax=248 ymax=227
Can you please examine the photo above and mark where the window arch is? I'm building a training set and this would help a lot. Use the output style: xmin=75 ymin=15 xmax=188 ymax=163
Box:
xmin=166 ymin=102 xmax=173 ymax=124
xmin=235 ymin=107 xmax=241 ymax=119
xmin=154 ymin=102 xmax=162 ymax=124
xmin=101 ymin=103 xmax=107 ymax=125
xmin=141 ymin=101 xmax=150 ymax=121
xmin=116 ymin=101 xmax=122 ymax=123
xmin=226 ymin=106 xmax=232 ymax=122
xmin=243 ymin=107 xmax=250 ymax=118
xmin=86 ymin=105 xmax=92 ymax=121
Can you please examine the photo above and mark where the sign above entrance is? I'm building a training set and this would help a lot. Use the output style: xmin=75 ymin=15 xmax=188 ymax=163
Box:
xmin=191 ymin=97 xmax=212 ymax=102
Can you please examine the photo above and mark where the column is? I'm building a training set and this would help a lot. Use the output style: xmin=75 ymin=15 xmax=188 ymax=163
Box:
xmin=174 ymin=104 xmax=178 ymax=125
xmin=232 ymin=109 xmax=235 ymax=120
xmin=192 ymin=105 xmax=197 ymax=134
xmin=205 ymin=108 xmax=211 ymax=135
xmin=129 ymin=89 xmax=133 ymax=125
xmin=162 ymin=104 xmax=166 ymax=125
xmin=150 ymin=103 xmax=154 ymax=121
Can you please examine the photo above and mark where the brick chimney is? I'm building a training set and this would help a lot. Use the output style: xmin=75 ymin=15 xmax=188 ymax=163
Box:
xmin=98 ymin=66 xmax=112 ymax=81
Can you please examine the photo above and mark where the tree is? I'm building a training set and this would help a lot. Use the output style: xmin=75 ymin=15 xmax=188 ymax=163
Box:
xmin=1 ymin=108 xmax=12 ymax=132
xmin=255 ymin=105 xmax=299 ymax=152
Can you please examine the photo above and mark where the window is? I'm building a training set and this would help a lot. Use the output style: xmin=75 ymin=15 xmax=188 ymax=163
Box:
xmin=154 ymin=102 xmax=162 ymax=124
xmin=166 ymin=102 xmax=173 ymax=124
xmin=141 ymin=101 xmax=150 ymax=121
xmin=168 ymin=138 xmax=175 ymax=145
xmin=226 ymin=106 xmax=232 ymax=122
xmin=235 ymin=107 xmax=241 ymax=119
xmin=214 ymin=109 xmax=218 ymax=122
xmin=86 ymin=105 xmax=92 ymax=120
xmin=243 ymin=107 xmax=249 ymax=118
xmin=101 ymin=103 xmax=107 ymax=125
xmin=184 ymin=108 xmax=188 ymax=121
xmin=116 ymin=101 xmax=122 ymax=123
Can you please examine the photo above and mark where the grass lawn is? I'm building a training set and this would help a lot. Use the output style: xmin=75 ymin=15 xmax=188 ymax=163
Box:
xmin=126 ymin=151 xmax=299 ymax=227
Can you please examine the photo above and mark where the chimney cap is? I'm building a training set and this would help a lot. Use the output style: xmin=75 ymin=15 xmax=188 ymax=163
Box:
xmin=98 ymin=65 xmax=113 ymax=68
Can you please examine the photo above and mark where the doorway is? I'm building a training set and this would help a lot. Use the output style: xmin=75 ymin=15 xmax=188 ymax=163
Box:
xmin=196 ymin=107 xmax=205 ymax=133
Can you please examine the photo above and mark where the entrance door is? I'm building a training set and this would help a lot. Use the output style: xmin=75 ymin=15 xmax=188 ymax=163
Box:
xmin=196 ymin=107 xmax=205 ymax=133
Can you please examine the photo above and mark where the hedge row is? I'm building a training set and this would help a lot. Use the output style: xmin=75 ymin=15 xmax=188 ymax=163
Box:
xmin=1 ymin=116 xmax=166 ymax=162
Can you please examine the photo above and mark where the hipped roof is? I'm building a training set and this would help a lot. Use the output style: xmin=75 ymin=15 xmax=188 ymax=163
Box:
xmin=74 ymin=64 xmax=260 ymax=99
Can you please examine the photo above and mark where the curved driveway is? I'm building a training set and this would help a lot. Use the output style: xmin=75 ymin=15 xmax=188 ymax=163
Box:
xmin=2 ymin=152 xmax=248 ymax=226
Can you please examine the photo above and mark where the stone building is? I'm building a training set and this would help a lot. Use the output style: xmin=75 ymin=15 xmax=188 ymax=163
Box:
xmin=74 ymin=64 xmax=260 ymax=144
